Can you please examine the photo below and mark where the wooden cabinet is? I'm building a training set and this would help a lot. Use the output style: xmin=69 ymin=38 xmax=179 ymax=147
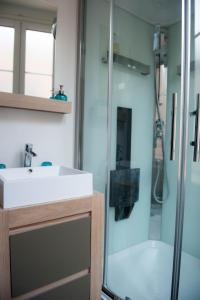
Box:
xmin=10 ymin=217 xmax=91 ymax=297
xmin=31 ymin=275 xmax=91 ymax=300
xmin=0 ymin=193 xmax=104 ymax=300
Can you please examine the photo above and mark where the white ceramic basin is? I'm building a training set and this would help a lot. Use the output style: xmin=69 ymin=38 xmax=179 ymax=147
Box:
xmin=0 ymin=166 xmax=93 ymax=209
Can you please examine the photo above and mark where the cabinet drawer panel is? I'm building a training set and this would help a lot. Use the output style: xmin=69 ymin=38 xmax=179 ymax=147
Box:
xmin=31 ymin=275 xmax=90 ymax=300
xmin=10 ymin=217 xmax=91 ymax=297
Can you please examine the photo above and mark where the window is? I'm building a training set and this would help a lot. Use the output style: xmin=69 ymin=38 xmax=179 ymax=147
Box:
xmin=24 ymin=29 xmax=54 ymax=98
xmin=0 ymin=19 xmax=54 ymax=98
xmin=0 ymin=25 xmax=15 ymax=93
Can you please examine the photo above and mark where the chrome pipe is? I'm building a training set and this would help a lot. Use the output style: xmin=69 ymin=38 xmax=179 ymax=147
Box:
xmin=74 ymin=0 xmax=87 ymax=169
xmin=103 ymin=0 xmax=114 ymax=286
xmin=171 ymin=0 xmax=191 ymax=299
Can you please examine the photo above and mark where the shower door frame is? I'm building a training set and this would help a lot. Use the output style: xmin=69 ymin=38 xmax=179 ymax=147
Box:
xmin=171 ymin=0 xmax=191 ymax=298
xmin=75 ymin=0 xmax=192 ymax=299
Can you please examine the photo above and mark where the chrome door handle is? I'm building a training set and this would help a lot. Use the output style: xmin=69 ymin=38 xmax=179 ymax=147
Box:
xmin=170 ymin=93 xmax=178 ymax=161
xmin=191 ymin=94 xmax=200 ymax=162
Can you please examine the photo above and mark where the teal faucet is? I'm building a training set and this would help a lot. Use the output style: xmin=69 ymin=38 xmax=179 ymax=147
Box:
xmin=0 ymin=163 xmax=6 ymax=169
xmin=41 ymin=161 xmax=52 ymax=166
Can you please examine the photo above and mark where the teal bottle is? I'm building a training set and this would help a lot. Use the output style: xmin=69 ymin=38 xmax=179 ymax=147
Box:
xmin=55 ymin=85 xmax=68 ymax=101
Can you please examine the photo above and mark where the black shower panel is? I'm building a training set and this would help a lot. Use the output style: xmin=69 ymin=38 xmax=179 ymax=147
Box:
xmin=110 ymin=106 xmax=140 ymax=221
xmin=110 ymin=168 xmax=140 ymax=221
xmin=116 ymin=107 xmax=132 ymax=170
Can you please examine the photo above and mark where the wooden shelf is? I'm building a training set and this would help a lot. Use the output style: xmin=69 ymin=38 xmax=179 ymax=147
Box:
xmin=0 ymin=92 xmax=72 ymax=114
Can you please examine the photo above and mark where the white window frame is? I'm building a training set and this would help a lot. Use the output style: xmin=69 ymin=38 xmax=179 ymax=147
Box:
xmin=0 ymin=18 xmax=54 ymax=95
xmin=0 ymin=18 xmax=20 ymax=93
xmin=20 ymin=21 xmax=53 ymax=95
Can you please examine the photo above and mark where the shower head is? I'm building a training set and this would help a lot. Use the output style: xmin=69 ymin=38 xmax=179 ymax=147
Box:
xmin=153 ymin=24 xmax=161 ymax=52
xmin=153 ymin=25 xmax=168 ymax=67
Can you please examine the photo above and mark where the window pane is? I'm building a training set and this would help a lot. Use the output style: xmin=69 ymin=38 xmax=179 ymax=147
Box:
xmin=25 ymin=30 xmax=54 ymax=75
xmin=25 ymin=73 xmax=52 ymax=98
xmin=0 ymin=71 xmax=13 ymax=93
xmin=0 ymin=26 xmax=15 ymax=70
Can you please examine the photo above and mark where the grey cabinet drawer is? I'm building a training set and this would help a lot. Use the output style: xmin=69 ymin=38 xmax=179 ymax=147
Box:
xmin=31 ymin=275 xmax=90 ymax=300
xmin=10 ymin=217 xmax=91 ymax=297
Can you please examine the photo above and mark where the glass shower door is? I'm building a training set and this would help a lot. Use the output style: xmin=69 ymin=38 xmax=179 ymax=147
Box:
xmin=178 ymin=1 xmax=200 ymax=299
xmin=80 ymin=0 xmax=199 ymax=299
xmin=105 ymin=1 xmax=183 ymax=300
xmin=81 ymin=0 xmax=110 ymax=195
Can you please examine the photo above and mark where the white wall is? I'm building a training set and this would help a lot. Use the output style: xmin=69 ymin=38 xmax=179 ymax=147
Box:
xmin=0 ymin=0 xmax=78 ymax=168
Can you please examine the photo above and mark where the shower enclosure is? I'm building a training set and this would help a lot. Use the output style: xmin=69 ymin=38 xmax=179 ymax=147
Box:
xmin=76 ymin=0 xmax=200 ymax=299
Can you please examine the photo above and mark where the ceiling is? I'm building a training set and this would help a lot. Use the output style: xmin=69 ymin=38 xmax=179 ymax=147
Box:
xmin=116 ymin=0 xmax=181 ymax=26
xmin=1 ymin=0 xmax=182 ymax=26
xmin=0 ymin=0 xmax=57 ymax=12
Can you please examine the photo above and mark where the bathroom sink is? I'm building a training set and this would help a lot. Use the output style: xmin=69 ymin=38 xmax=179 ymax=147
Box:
xmin=0 ymin=166 xmax=93 ymax=209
